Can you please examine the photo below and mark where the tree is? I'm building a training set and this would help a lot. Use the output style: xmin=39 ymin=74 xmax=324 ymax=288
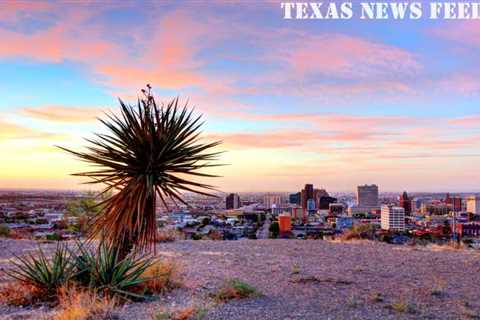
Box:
xmin=269 ymin=221 xmax=279 ymax=239
xmin=60 ymin=85 xmax=222 ymax=256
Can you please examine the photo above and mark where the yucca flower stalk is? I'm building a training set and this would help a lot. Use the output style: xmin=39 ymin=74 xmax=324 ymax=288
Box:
xmin=60 ymin=85 xmax=222 ymax=256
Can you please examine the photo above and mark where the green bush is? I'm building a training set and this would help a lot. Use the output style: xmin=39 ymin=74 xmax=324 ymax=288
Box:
xmin=5 ymin=243 xmax=75 ymax=297
xmin=46 ymin=233 xmax=62 ymax=241
xmin=0 ymin=224 xmax=10 ymax=237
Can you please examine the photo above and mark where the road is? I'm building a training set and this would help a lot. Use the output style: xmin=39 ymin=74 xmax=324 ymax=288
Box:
xmin=256 ymin=216 xmax=270 ymax=239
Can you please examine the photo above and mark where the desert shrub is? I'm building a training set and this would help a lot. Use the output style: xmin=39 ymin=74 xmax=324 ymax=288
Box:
xmin=0 ymin=282 xmax=44 ymax=306
xmin=157 ymin=229 xmax=177 ymax=243
xmin=53 ymin=286 xmax=118 ymax=320
xmin=431 ymin=277 xmax=446 ymax=297
xmin=74 ymin=243 xmax=154 ymax=300
xmin=4 ymin=243 xmax=75 ymax=298
xmin=341 ymin=224 xmax=377 ymax=241
xmin=0 ymin=224 xmax=10 ymax=237
xmin=141 ymin=259 xmax=181 ymax=294
xmin=387 ymin=299 xmax=417 ymax=314
xmin=47 ymin=233 xmax=63 ymax=241
xmin=155 ymin=306 xmax=207 ymax=320
xmin=191 ymin=233 xmax=203 ymax=240
xmin=214 ymin=278 xmax=259 ymax=302
xmin=208 ymin=230 xmax=223 ymax=241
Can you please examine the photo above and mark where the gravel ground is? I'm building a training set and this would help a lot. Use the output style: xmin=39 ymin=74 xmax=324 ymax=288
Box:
xmin=1 ymin=239 xmax=480 ymax=319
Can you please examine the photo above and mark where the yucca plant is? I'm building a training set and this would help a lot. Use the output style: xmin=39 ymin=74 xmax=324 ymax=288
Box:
xmin=59 ymin=85 xmax=222 ymax=256
xmin=73 ymin=242 xmax=154 ymax=300
xmin=5 ymin=243 xmax=76 ymax=298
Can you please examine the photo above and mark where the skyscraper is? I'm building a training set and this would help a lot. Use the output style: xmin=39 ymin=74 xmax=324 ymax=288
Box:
xmin=264 ymin=194 xmax=282 ymax=209
xmin=301 ymin=184 xmax=314 ymax=210
xmin=357 ymin=184 xmax=379 ymax=207
xmin=381 ymin=205 xmax=405 ymax=231
xmin=226 ymin=193 xmax=241 ymax=210
xmin=289 ymin=192 xmax=301 ymax=205
xmin=399 ymin=191 xmax=412 ymax=215
xmin=467 ymin=196 xmax=480 ymax=215
xmin=445 ymin=193 xmax=462 ymax=212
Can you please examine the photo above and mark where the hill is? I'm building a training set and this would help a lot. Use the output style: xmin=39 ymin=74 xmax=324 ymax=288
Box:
xmin=1 ymin=239 xmax=479 ymax=319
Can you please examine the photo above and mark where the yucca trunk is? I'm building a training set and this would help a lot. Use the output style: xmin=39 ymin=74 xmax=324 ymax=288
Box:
xmin=61 ymin=86 xmax=221 ymax=255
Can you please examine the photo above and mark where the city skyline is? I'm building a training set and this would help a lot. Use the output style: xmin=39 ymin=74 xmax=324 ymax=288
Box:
xmin=1 ymin=1 xmax=480 ymax=192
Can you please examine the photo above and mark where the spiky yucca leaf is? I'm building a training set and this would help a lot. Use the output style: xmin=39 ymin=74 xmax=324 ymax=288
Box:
xmin=59 ymin=86 xmax=222 ymax=254
xmin=5 ymin=243 xmax=76 ymax=297
xmin=74 ymin=243 xmax=154 ymax=300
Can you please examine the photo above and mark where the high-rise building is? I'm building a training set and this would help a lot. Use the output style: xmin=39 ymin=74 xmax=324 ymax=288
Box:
xmin=264 ymin=194 xmax=282 ymax=209
xmin=301 ymin=184 xmax=314 ymax=210
xmin=226 ymin=193 xmax=241 ymax=210
xmin=357 ymin=184 xmax=379 ymax=207
xmin=445 ymin=193 xmax=462 ymax=212
xmin=399 ymin=191 xmax=412 ymax=215
xmin=313 ymin=188 xmax=329 ymax=208
xmin=467 ymin=196 xmax=480 ymax=215
xmin=381 ymin=205 xmax=405 ymax=231
xmin=289 ymin=192 xmax=301 ymax=205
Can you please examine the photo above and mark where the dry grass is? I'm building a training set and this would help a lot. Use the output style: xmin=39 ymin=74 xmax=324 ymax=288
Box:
xmin=141 ymin=259 xmax=182 ymax=294
xmin=431 ymin=277 xmax=446 ymax=297
xmin=0 ymin=281 xmax=45 ymax=306
xmin=340 ymin=224 xmax=377 ymax=241
xmin=386 ymin=299 xmax=417 ymax=314
xmin=52 ymin=287 xmax=117 ymax=320
xmin=369 ymin=291 xmax=384 ymax=303
xmin=213 ymin=278 xmax=259 ymax=303
xmin=155 ymin=306 xmax=206 ymax=320
xmin=459 ymin=301 xmax=479 ymax=319
xmin=157 ymin=229 xmax=177 ymax=243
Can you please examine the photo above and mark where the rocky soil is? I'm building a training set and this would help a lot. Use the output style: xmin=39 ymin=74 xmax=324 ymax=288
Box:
xmin=1 ymin=239 xmax=480 ymax=319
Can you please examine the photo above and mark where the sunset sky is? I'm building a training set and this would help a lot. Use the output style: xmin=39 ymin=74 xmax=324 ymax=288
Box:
xmin=0 ymin=1 xmax=479 ymax=192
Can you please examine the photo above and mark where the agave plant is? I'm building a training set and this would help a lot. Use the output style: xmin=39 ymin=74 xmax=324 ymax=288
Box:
xmin=5 ymin=243 xmax=76 ymax=297
xmin=74 ymin=242 xmax=154 ymax=300
xmin=60 ymin=85 xmax=222 ymax=255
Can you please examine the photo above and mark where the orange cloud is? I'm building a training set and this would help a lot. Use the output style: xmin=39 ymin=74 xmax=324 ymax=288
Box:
xmin=449 ymin=115 xmax=480 ymax=127
xmin=21 ymin=106 xmax=106 ymax=123
xmin=0 ymin=119 xmax=59 ymax=140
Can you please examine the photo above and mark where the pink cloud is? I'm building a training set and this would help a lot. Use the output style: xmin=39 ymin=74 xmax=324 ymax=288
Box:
xmin=431 ymin=21 xmax=480 ymax=48
xmin=449 ymin=115 xmax=480 ymax=127
xmin=276 ymin=33 xmax=421 ymax=79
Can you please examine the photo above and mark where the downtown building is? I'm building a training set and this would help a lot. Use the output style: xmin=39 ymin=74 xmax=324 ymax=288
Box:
xmin=264 ymin=194 xmax=283 ymax=209
xmin=467 ymin=196 xmax=480 ymax=215
xmin=300 ymin=184 xmax=336 ymax=212
xmin=225 ymin=193 xmax=241 ymax=210
xmin=381 ymin=205 xmax=405 ymax=231
xmin=399 ymin=191 xmax=414 ymax=215
xmin=349 ymin=184 xmax=380 ymax=214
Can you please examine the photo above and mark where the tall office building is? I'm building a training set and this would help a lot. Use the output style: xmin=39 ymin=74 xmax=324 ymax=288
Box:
xmin=264 ymin=194 xmax=282 ymax=209
xmin=381 ymin=205 xmax=405 ymax=231
xmin=225 ymin=193 xmax=241 ymax=210
xmin=467 ymin=196 xmax=480 ymax=215
xmin=314 ymin=188 xmax=329 ymax=209
xmin=301 ymin=184 xmax=314 ymax=210
xmin=445 ymin=193 xmax=462 ymax=212
xmin=399 ymin=191 xmax=412 ymax=215
xmin=289 ymin=192 xmax=301 ymax=205
xmin=357 ymin=184 xmax=379 ymax=207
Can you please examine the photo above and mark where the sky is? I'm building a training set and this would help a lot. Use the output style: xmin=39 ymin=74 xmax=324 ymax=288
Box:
xmin=0 ymin=1 xmax=479 ymax=193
